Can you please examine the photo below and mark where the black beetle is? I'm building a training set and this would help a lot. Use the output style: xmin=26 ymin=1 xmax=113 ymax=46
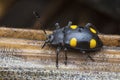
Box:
xmin=34 ymin=12 xmax=103 ymax=68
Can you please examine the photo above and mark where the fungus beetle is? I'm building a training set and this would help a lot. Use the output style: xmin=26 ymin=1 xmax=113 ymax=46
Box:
xmin=34 ymin=12 xmax=103 ymax=68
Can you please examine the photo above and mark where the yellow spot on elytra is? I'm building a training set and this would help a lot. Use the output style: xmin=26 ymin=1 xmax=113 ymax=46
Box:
xmin=70 ymin=38 xmax=77 ymax=47
xmin=90 ymin=39 xmax=96 ymax=48
xmin=70 ymin=25 xmax=78 ymax=29
xmin=90 ymin=27 xmax=97 ymax=34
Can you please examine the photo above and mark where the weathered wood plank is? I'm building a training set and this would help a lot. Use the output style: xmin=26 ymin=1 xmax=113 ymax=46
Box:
xmin=0 ymin=37 xmax=120 ymax=72
xmin=0 ymin=27 xmax=120 ymax=79
xmin=0 ymin=27 xmax=51 ymax=40
xmin=99 ymin=34 xmax=120 ymax=47
xmin=0 ymin=27 xmax=120 ymax=46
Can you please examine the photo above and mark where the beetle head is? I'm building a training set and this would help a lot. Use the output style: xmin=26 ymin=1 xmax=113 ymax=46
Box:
xmin=46 ymin=34 xmax=54 ymax=43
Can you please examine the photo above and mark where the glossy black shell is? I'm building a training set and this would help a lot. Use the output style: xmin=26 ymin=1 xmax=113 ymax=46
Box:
xmin=48 ymin=23 xmax=103 ymax=52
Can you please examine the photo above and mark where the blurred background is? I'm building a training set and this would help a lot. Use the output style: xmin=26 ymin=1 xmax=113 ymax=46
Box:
xmin=0 ymin=0 xmax=120 ymax=34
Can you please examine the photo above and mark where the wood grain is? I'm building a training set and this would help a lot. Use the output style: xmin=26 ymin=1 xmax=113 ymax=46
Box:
xmin=0 ymin=27 xmax=120 ymax=46
xmin=0 ymin=37 xmax=120 ymax=72
xmin=0 ymin=27 xmax=120 ymax=79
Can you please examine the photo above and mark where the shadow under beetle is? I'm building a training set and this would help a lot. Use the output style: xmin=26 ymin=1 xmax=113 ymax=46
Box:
xmin=34 ymin=12 xmax=103 ymax=68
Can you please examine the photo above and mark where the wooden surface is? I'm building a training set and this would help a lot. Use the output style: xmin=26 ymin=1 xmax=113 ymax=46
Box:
xmin=0 ymin=27 xmax=120 ymax=46
xmin=0 ymin=27 xmax=120 ymax=79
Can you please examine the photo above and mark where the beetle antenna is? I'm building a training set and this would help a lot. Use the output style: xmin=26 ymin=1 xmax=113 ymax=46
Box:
xmin=41 ymin=42 xmax=46 ymax=49
xmin=41 ymin=40 xmax=47 ymax=49
xmin=42 ymin=27 xmax=47 ymax=35
xmin=33 ymin=11 xmax=40 ymax=18
xmin=33 ymin=11 xmax=47 ymax=35
xmin=33 ymin=11 xmax=48 ymax=48
xmin=41 ymin=37 xmax=49 ymax=49
xmin=41 ymin=28 xmax=48 ymax=49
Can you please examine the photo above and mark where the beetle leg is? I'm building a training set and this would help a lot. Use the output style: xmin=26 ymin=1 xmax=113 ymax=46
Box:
xmin=85 ymin=23 xmax=99 ymax=33
xmin=56 ymin=47 xmax=61 ymax=69
xmin=67 ymin=21 xmax=72 ymax=27
xmin=85 ymin=23 xmax=92 ymax=28
xmin=55 ymin=23 xmax=60 ymax=29
xmin=87 ymin=54 xmax=95 ymax=61
xmin=64 ymin=48 xmax=67 ymax=65
xmin=43 ymin=29 xmax=47 ymax=35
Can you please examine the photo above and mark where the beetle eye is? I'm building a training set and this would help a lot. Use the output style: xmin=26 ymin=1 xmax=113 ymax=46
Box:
xmin=48 ymin=35 xmax=54 ymax=42
xmin=49 ymin=35 xmax=51 ymax=38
